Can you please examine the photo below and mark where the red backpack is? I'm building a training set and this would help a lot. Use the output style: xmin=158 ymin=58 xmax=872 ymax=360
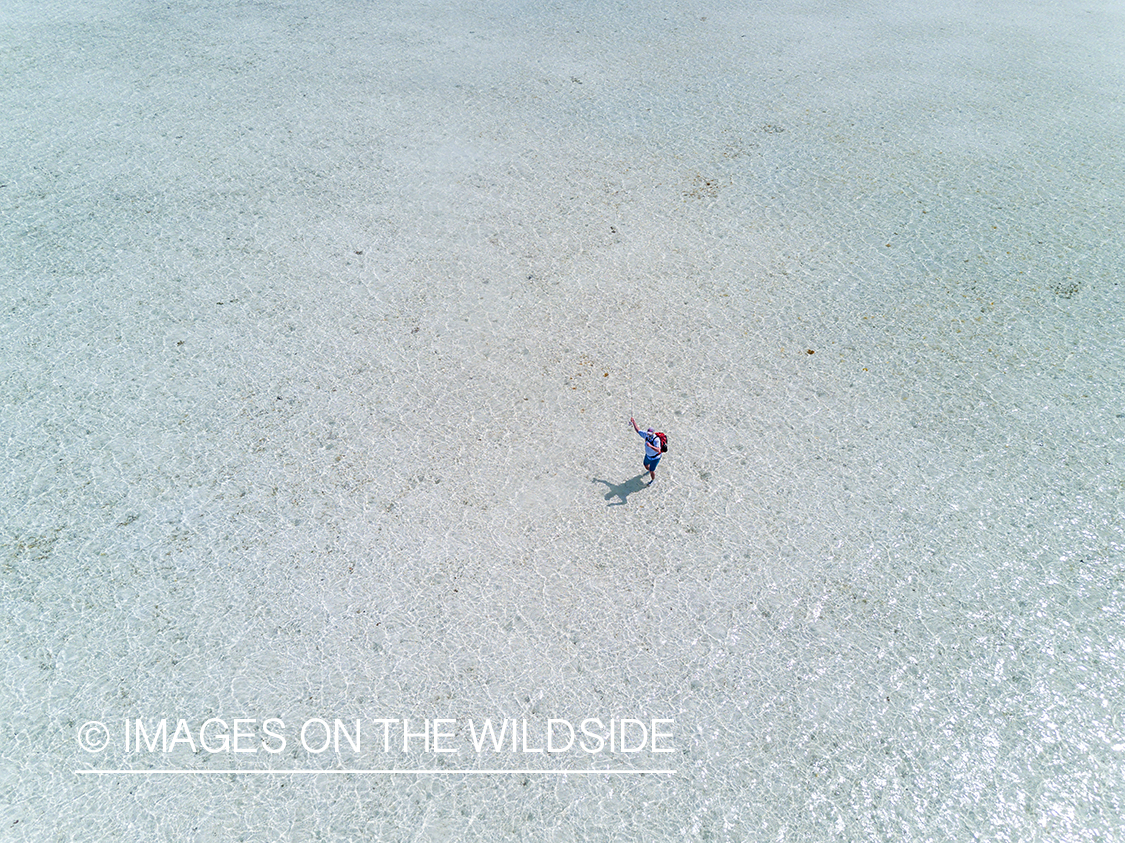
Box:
xmin=655 ymin=432 xmax=668 ymax=453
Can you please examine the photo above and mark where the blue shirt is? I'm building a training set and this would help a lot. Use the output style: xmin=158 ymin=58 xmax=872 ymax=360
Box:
xmin=637 ymin=429 xmax=661 ymax=458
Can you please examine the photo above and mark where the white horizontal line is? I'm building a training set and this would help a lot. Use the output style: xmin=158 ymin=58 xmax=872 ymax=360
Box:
xmin=76 ymin=769 xmax=675 ymax=776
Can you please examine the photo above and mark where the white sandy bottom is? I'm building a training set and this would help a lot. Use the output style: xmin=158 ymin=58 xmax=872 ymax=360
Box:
xmin=2 ymin=0 xmax=1123 ymax=840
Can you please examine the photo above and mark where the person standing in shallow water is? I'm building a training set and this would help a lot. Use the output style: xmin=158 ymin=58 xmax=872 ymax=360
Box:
xmin=631 ymin=417 xmax=663 ymax=484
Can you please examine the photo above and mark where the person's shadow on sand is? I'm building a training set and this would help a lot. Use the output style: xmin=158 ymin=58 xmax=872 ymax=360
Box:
xmin=592 ymin=474 xmax=648 ymax=506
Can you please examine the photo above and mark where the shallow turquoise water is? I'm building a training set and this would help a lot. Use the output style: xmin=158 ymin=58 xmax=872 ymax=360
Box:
xmin=2 ymin=0 xmax=1123 ymax=839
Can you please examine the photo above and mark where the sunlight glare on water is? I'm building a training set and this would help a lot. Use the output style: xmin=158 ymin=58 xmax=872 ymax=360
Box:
xmin=1 ymin=0 xmax=1122 ymax=839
